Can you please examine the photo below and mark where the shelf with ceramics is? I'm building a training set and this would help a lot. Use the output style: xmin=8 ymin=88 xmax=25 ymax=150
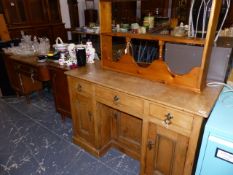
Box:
xmin=99 ymin=0 xmax=224 ymax=92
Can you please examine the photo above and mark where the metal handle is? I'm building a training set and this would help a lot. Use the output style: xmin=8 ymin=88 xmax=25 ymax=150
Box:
xmin=113 ymin=111 xmax=118 ymax=120
xmin=113 ymin=95 xmax=120 ymax=102
xmin=77 ymin=84 xmax=82 ymax=92
xmin=15 ymin=64 xmax=21 ymax=71
xmin=147 ymin=140 xmax=155 ymax=150
xmin=162 ymin=113 xmax=173 ymax=128
xmin=88 ymin=111 xmax=92 ymax=121
xmin=18 ymin=73 xmax=23 ymax=87
xmin=31 ymin=72 xmax=35 ymax=84
xmin=30 ymin=68 xmax=34 ymax=74
xmin=52 ymin=73 xmax=56 ymax=79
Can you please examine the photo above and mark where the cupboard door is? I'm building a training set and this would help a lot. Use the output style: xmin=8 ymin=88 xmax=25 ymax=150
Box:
xmin=74 ymin=94 xmax=94 ymax=145
xmin=4 ymin=56 xmax=42 ymax=95
xmin=26 ymin=0 xmax=48 ymax=24
xmin=51 ymin=24 xmax=67 ymax=42
xmin=171 ymin=0 xmax=190 ymax=23
xmin=47 ymin=0 xmax=61 ymax=23
xmin=141 ymin=0 xmax=170 ymax=17
xmin=1 ymin=0 xmax=27 ymax=25
xmin=97 ymin=103 xmax=112 ymax=148
xmin=145 ymin=122 xmax=189 ymax=175
xmin=5 ymin=58 xmax=22 ymax=92
xmin=35 ymin=27 xmax=52 ymax=39
xmin=49 ymin=67 xmax=71 ymax=120
xmin=112 ymin=1 xmax=136 ymax=24
xmin=112 ymin=111 xmax=142 ymax=159
xmin=20 ymin=73 xmax=42 ymax=94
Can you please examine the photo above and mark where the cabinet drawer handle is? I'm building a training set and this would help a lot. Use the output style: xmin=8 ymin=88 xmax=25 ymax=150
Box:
xmin=31 ymin=72 xmax=35 ymax=84
xmin=113 ymin=95 xmax=120 ymax=102
xmin=15 ymin=64 xmax=21 ymax=71
xmin=53 ymin=73 xmax=56 ymax=79
xmin=77 ymin=84 xmax=82 ymax=92
xmin=88 ymin=111 xmax=92 ymax=121
xmin=30 ymin=68 xmax=34 ymax=74
xmin=147 ymin=140 xmax=155 ymax=150
xmin=162 ymin=113 xmax=173 ymax=128
xmin=113 ymin=111 xmax=118 ymax=120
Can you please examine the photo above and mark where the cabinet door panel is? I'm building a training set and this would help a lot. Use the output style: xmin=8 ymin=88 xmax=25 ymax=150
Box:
xmin=145 ymin=122 xmax=189 ymax=175
xmin=35 ymin=27 xmax=52 ymax=39
xmin=112 ymin=1 xmax=136 ymax=24
xmin=47 ymin=0 xmax=61 ymax=22
xmin=4 ymin=58 xmax=21 ymax=92
xmin=27 ymin=0 xmax=48 ymax=23
xmin=97 ymin=103 xmax=112 ymax=148
xmin=9 ymin=28 xmax=36 ymax=38
xmin=51 ymin=24 xmax=67 ymax=43
xmin=155 ymin=135 xmax=175 ymax=174
xmin=112 ymin=111 xmax=142 ymax=156
xmin=1 ymin=0 xmax=27 ymax=25
xmin=49 ymin=67 xmax=71 ymax=119
xmin=74 ymin=94 xmax=94 ymax=145
xmin=117 ymin=112 xmax=142 ymax=145
xmin=141 ymin=0 xmax=169 ymax=17
xmin=20 ymin=73 xmax=42 ymax=94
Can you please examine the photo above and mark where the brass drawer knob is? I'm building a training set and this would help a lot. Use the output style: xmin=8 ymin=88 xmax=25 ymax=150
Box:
xmin=147 ymin=140 xmax=155 ymax=150
xmin=77 ymin=84 xmax=82 ymax=92
xmin=88 ymin=111 xmax=92 ymax=121
xmin=113 ymin=111 xmax=119 ymax=119
xmin=162 ymin=113 xmax=173 ymax=128
xmin=113 ymin=95 xmax=120 ymax=103
xmin=30 ymin=68 xmax=34 ymax=73
xmin=15 ymin=64 xmax=21 ymax=70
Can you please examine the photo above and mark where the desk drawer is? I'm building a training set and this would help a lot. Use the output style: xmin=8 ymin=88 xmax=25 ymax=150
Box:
xmin=72 ymin=78 xmax=93 ymax=97
xmin=148 ymin=102 xmax=193 ymax=132
xmin=14 ymin=63 xmax=39 ymax=79
xmin=95 ymin=86 xmax=144 ymax=116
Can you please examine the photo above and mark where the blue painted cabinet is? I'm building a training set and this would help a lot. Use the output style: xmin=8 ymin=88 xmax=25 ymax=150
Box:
xmin=196 ymin=88 xmax=233 ymax=175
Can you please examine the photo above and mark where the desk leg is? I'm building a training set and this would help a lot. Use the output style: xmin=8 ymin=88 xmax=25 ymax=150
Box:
xmin=61 ymin=114 xmax=66 ymax=121
xmin=25 ymin=95 xmax=31 ymax=104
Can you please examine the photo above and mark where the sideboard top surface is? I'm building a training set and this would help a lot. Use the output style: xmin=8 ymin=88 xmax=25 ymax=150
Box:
xmin=7 ymin=54 xmax=70 ymax=71
xmin=65 ymin=61 xmax=222 ymax=118
xmin=8 ymin=54 xmax=47 ymax=67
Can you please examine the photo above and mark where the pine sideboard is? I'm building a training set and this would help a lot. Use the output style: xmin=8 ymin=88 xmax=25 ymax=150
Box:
xmin=65 ymin=61 xmax=222 ymax=175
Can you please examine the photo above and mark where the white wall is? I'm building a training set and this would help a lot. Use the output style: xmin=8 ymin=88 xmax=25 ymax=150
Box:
xmin=59 ymin=0 xmax=71 ymax=40
xmin=78 ymin=0 xmax=86 ymax=27
xmin=60 ymin=0 xmax=99 ymax=28
xmin=59 ymin=0 xmax=99 ymax=40
xmin=59 ymin=0 xmax=71 ymax=28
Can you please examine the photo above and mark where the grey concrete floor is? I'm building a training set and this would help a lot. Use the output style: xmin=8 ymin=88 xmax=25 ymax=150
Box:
xmin=0 ymin=90 xmax=139 ymax=175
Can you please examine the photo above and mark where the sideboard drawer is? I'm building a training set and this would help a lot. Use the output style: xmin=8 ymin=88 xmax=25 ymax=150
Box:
xmin=14 ymin=63 xmax=39 ymax=79
xmin=95 ymin=86 xmax=144 ymax=116
xmin=148 ymin=102 xmax=194 ymax=132
xmin=73 ymin=78 xmax=93 ymax=97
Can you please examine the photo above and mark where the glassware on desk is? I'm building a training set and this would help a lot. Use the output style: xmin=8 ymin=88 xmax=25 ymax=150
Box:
xmin=37 ymin=37 xmax=50 ymax=55
xmin=2 ymin=35 xmax=50 ymax=56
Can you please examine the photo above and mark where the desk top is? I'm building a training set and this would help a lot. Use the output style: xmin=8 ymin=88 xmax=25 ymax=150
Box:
xmin=5 ymin=54 xmax=70 ymax=81
xmin=6 ymin=54 xmax=70 ymax=71
xmin=65 ymin=61 xmax=222 ymax=118
xmin=7 ymin=54 xmax=47 ymax=67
